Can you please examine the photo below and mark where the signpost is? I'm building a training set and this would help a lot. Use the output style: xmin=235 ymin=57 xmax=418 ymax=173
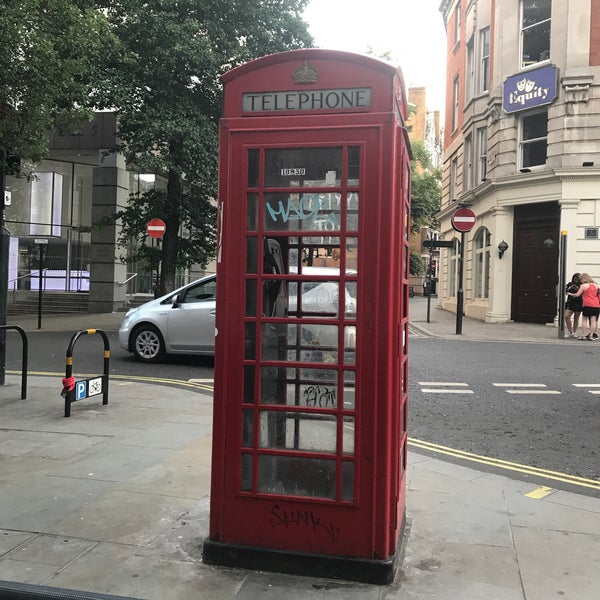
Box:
xmin=451 ymin=207 xmax=477 ymax=335
xmin=33 ymin=238 xmax=48 ymax=330
xmin=146 ymin=218 xmax=166 ymax=239
xmin=422 ymin=240 xmax=454 ymax=323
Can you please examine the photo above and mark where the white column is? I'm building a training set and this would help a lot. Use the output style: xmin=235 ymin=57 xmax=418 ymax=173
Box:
xmin=486 ymin=205 xmax=513 ymax=322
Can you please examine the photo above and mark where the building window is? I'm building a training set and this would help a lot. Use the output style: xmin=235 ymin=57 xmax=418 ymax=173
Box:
xmin=452 ymin=76 xmax=459 ymax=131
xmin=477 ymin=127 xmax=488 ymax=182
xmin=463 ymin=134 xmax=473 ymax=191
xmin=479 ymin=27 xmax=490 ymax=93
xmin=454 ymin=4 xmax=461 ymax=47
xmin=521 ymin=0 xmax=551 ymax=68
xmin=466 ymin=36 xmax=475 ymax=102
xmin=449 ymin=238 xmax=460 ymax=297
xmin=520 ymin=109 xmax=548 ymax=168
xmin=450 ymin=156 xmax=458 ymax=201
xmin=474 ymin=228 xmax=491 ymax=299
xmin=30 ymin=172 xmax=63 ymax=237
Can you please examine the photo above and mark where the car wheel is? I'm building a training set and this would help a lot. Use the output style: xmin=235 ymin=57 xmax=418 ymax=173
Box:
xmin=132 ymin=324 xmax=165 ymax=362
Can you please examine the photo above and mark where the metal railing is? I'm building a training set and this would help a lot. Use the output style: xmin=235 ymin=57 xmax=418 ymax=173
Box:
xmin=0 ymin=325 xmax=28 ymax=398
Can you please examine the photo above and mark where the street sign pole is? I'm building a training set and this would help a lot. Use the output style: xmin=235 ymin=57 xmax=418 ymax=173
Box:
xmin=451 ymin=206 xmax=476 ymax=335
xmin=456 ymin=231 xmax=465 ymax=335
xmin=426 ymin=247 xmax=433 ymax=324
xmin=558 ymin=231 xmax=567 ymax=339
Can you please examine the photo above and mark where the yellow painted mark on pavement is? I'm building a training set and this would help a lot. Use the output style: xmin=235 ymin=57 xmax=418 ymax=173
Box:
xmin=525 ymin=486 xmax=553 ymax=499
xmin=408 ymin=437 xmax=600 ymax=491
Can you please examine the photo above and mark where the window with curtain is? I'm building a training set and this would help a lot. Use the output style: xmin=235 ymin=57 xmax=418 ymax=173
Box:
xmin=474 ymin=228 xmax=491 ymax=299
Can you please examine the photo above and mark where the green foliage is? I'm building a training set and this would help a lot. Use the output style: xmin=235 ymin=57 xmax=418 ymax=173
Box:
xmin=0 ymin=0 xmax=116 ymax=166
xmin=410 ymin=140 xmax=442 ymax=232
xmin=98 ymin=0 xmax=313 ymax=294
xmin=410 ymin=251 xmax=426 ymax=276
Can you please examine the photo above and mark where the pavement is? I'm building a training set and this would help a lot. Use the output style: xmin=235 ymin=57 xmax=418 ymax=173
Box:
xmin=1 ymin=298 xmax=599 ymax=599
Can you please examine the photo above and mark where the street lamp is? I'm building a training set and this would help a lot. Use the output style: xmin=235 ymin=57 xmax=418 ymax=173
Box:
xmin=497 ymin=240 xmax=509 ymax=259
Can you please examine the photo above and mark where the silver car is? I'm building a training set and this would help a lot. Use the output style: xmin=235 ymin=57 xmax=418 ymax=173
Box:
xmin=118 ymin=275 xmax=217 ymax=362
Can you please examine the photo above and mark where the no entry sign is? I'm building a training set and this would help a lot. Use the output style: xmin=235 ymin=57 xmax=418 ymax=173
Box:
xmin=451 ymin=207 xmax=476 ymax=233
xmin=146 ymin=218 xmax=166 ymax=239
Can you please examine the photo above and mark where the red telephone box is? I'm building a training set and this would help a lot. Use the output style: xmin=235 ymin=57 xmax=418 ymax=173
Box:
xmin=204 ymin=49 xmax=411 ymax=584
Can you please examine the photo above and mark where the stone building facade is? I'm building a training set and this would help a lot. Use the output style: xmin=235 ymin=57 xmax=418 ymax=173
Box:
xmin=437 ymin=0 xmax=600 ymax=324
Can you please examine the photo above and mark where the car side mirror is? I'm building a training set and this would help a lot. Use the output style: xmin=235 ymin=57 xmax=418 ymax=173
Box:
xmin=172 ymin=294 xmax=183 ymax=308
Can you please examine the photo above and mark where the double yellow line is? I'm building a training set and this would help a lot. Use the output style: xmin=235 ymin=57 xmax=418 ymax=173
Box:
xmin=9 ymin=371 xmax=599 ymax=491
xmin=409 ymin=437 xmax=600 ymax=491
xmin=7 ymin=370 xmax=215 ymax=393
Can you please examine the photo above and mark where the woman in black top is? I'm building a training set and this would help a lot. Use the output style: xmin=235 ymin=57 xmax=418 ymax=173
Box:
xmin=565 ymin=273 xmax=582 ymax=338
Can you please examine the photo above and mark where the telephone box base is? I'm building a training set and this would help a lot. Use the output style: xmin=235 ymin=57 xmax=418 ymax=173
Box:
xmin=202 ymin=517 xmax=406 ymax=585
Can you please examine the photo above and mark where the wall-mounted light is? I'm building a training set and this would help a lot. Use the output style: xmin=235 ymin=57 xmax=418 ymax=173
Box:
xmin=498 ymin=240 xmax=509 ymax=259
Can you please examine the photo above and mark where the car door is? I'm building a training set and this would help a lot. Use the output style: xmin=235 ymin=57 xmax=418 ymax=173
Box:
xmin=166 ymin=277 xmax=217 ymax=353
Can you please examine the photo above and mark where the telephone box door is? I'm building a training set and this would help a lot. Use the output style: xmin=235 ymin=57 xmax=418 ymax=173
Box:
xmin=214 ymin=130 xmax=382 ymax=557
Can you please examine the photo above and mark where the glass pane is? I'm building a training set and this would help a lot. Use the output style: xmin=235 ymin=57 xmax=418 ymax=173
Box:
xmin=522 ymin=112 xmax=548 ymax=140
xmin=260 ymin=367 xmax=337 ymax=405
xmin=343 ymin=416 xmax=355 ymax=454
xmin=241 ymin=453 xmax=252 ymax=492
xmin=242 ymin=409 xmax=254 ymax=447
xmin=523 ymin=0 xmax=551 ymax=27
xmin=345 ymin=281 xmax=357 ymax=317
xmin=258 ymin=454 xmax=336 ymax=499
xmin=247 ymin=194 xmax=258 ymax=230
xmin=245 ymin=322 xmax=256 ymax=360
xmin=260 ymin=365 xmax=288 ymax=405
xmin=522 ymin=139 xmax=547 ymax=168
xmin=264 ymin=147 xmax=342 ymax=188
xmin=243 ymin=366 xmax=255 ymax=404
xmin=346 ymin=237 xmax=358 ymax=273
xmin=263 ymin=323 xmax=331 ymax=361
xmin=523 ymin=21 xmax=551 ymax=65
xmin=246 ymin=237 xmax=258 ymax=273
xmin=247 ymin=150 xmax=259 ymax=188
xmin=287 ymin=280 xmax=341 ymax=317
xmin=344 ymin=326 xmax=356 ymax=364
xmin=348 ymin=146 xmax=360 ymax=185
xmin=346 ymin=192 xmax=359 ymax=230
xmin=343 ymin=371 xmax=356 ymax=409
xmin=245 ymin=279 xmax=257 ymax=316
xmin=264 ymin=192 xmax=341 ymax=232
xmin=259 ymin=411 xmax=337 ymax=452
xmin=342 ymin=461 xmax=354 ymax=502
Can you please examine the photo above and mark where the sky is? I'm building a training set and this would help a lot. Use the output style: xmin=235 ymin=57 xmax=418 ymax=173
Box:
xmin=303 ymin=0 xmax=448 ymax=118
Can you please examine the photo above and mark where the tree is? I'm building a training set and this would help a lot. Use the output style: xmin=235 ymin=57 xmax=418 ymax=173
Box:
xmin=0 ymin=0 xmax=116 ymax=385
xmin=97 ymin=0 xmax=313 ymax=295
xmin=0 ymin=0 xmax=116 ymax=167
xmin=410 ymin=140 xmax=442 ymax=233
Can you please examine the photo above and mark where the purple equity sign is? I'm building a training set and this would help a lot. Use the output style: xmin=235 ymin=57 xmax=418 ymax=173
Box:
xmin=502 ymin=65 xmax=558 ymax=114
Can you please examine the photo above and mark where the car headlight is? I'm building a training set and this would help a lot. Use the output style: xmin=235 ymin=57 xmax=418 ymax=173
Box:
xmin=124 ymin=307 xmax=138 ymax=319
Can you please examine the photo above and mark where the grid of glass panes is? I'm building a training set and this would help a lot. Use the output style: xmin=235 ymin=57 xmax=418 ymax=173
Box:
xmin=242 ymin=146 xmax=360 ymax=502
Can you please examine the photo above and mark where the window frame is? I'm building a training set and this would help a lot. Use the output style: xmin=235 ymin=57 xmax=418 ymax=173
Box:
xmin=519 ymin=109 xmax=548 ymax=169
xmin=452 ymin=76 xmax=460 ymax=132
xmin=463 ymin=134 xmax=473 ymax=191
xmin=473 ymin=227 xmax=491 ymax=299
xmin=479 ymin=27 xmax=490 ymax=93
xmin=476 ymin=127 xmax=488 ymax=183
xmin=520 ymin=0 xmax=551 ymax=69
